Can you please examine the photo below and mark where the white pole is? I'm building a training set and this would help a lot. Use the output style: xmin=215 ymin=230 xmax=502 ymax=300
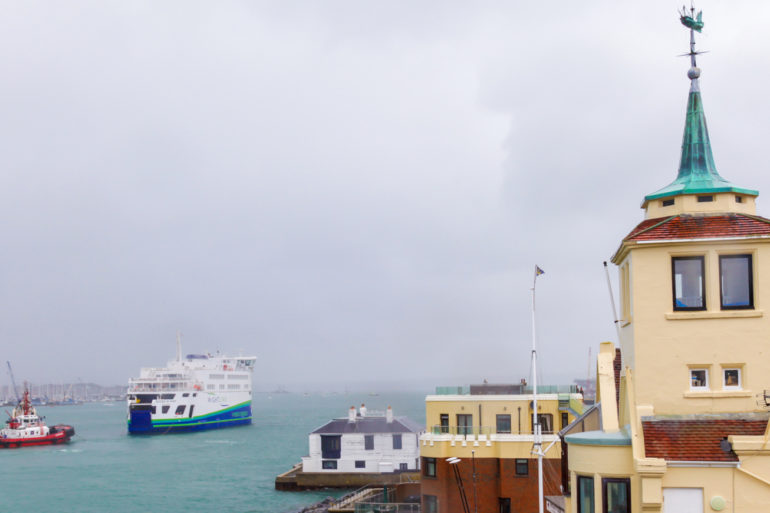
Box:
xmin=603 ymin=262 xmax=622 ymax=343
xmin=531 ymin=266 xmax=544 ymax=513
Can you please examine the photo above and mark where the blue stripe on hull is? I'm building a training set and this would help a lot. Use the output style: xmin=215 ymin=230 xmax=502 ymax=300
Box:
xmin=128 ymin=403 xmax=252 ymax=435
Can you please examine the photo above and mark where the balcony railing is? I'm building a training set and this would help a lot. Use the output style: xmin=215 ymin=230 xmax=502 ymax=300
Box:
xmin=429 ymin=425 xmax=556 ymax=436
xmin=433 ymin=384 xmax=579 ymax=395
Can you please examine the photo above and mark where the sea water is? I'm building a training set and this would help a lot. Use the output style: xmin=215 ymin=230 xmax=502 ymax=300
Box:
xmin=0 ymin=391 xmax=427 ymax=512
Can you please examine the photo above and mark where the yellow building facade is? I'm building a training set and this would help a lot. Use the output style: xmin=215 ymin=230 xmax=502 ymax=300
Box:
xmin=564 ymin=16 xmax=770 ymax=513
xmin=421 ymin=385 xmax=584 ymax=513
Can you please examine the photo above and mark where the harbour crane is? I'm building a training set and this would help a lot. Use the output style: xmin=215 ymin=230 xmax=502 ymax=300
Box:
xmin=6 ymin=361 xmax=20 ymax=403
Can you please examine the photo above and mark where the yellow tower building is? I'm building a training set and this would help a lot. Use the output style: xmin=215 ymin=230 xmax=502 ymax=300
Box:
xmin=565 ymin=10 xmax=770 ymax=513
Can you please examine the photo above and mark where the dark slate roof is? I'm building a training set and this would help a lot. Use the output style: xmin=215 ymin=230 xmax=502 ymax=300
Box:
xmin=624 ymin=214 xmax=770 ymax=243
xmin=643 ymin=416 xmax=768 ymax=462
xmin=311 ymin=416 xmax=423 ymax=435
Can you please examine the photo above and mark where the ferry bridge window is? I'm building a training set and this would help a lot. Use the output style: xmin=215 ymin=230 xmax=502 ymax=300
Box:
xmin=392 ymin=434 xmax=402 ymax=450
xmin=720 ymin=255 xmax=753 ymax=309
xmin=673 ymin=256 xmax=705 ymax=310
xmin=496 ymin=414 xmax=512 ymax=434
xmin=162 ymin=406 xmax=170 ymax=414
xmin=175 ymin=405 xmax=186 ymax=415
xmin=364 ymin=435 xmax=374 ymax=450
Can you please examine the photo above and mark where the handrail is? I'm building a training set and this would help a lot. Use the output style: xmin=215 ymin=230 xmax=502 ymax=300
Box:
xmin=429 ymin=425 xmax=557 ymax=436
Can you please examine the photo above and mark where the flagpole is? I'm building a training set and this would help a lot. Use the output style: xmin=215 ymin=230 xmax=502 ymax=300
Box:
xmin=531 ymin=266 xmax=543 ymax=513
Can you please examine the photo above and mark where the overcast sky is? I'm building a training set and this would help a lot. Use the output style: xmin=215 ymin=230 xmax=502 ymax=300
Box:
xmin=2 ymin=1 xmax=769 ymax=391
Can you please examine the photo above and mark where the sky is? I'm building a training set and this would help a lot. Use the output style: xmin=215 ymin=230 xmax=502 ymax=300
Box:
xmin=2 ymin=1 xmax=769 ymax=392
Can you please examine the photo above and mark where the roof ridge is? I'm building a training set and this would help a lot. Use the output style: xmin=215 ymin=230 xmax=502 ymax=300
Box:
xmin=625 ymin=215 xmax=678 ymax=241
xmin=736 ymin=212 xmax=770 ymax=225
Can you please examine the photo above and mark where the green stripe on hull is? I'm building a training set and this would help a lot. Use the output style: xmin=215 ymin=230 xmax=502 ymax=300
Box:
xmin=127 ymin=400 xmax=251 ymax=427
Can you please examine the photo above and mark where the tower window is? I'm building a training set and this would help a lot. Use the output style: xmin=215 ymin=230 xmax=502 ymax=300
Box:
xmin=697 ymin=195 xmax=714 ymax=202
xmin=690 ymin=369 xmax=709 ymax=390
xmin=736 ymin=195 xmax=744 ymax=203
xmin=723 ymin=368 xmax=742 ymax=389
xmin=662 ymin=198 xmax=675 ymax=207
xmin=672 ymin=256 xmax=705 ymax=310
xmin=719 ymin=255 xmax=753 ymax=309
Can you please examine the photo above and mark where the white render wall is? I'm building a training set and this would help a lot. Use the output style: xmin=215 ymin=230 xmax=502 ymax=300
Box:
xmin=302 ymin=431 xmax=420 ymax=473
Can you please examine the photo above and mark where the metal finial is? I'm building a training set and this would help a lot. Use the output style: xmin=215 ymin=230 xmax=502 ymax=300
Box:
xmin=678 ymin=4 xmax=705 ymax=88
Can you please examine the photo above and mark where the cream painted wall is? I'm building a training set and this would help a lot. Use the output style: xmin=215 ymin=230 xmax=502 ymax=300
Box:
xmin=567 ymin=444 xmax=637 ymax=513
xmin=643 ymin=192 xmax=756 ymax=219
xmin=420 ymin=394 xmax=579 ymax=460
xmin=617 ymin=239 xmax=770 ymax=415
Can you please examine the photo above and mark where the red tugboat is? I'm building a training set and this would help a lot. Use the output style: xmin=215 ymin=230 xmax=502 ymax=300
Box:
xmin=1 ymin=387 xmax=75 ymax=448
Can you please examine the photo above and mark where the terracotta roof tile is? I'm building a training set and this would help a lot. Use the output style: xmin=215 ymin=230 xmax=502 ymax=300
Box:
xmin=624 ymin=214 xmax=770 ymax=242
xmin=643 ymin=418 xmax=767 ymax=462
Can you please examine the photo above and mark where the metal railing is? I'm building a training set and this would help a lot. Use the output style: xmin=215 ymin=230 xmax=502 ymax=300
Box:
xmin=429 ymin=425 xmax=557 ymax=436
xmin=354 ymin=504 xmax=419 ymax=513
xmin=434 ymin=384 xmax=579 ymax=395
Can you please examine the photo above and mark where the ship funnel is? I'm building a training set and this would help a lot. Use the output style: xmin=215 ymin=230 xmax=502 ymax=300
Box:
xmin=386 ymin=405 xmax=393 ymax=423
xmin=348 ymin=406 xmax=356 ymax=423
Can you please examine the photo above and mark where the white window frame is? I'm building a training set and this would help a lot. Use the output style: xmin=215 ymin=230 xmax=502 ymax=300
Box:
xmin=723 ymin=368 xmax=742 ymax=390
xmin=690 ymin=368 xmax=709 ymax=390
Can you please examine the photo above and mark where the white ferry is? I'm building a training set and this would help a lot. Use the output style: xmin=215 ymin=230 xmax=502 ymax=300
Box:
xmin=126 ymin=341 xmax=256 ymax=434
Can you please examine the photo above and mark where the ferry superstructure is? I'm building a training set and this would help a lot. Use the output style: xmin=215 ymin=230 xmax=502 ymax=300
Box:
xmin=127 ymin=347 xmax=256 ymax=434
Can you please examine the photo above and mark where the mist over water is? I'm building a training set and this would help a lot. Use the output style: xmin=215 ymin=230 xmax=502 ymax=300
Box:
xmin=0 ymin=391 xmax=426 ymax=512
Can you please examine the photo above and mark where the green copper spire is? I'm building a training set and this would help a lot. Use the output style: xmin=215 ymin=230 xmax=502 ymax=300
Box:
xmin=644 ymin=8 xmax=757 ymax=202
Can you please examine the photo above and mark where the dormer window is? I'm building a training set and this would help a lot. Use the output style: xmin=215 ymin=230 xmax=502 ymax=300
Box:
xmin=697 ymin=195 xmax=714 ymax=202
xmin=672 ymin=256 xmax=705 ymax=310
xmin=719 ymin=255 xmax=753 ymax=309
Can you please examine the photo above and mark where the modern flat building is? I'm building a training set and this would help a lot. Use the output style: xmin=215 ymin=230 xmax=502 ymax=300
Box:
xmin=563 ymin=13 xmax=770 ymax=513
xmin=420 ymin=384 xmax=584 ymax=513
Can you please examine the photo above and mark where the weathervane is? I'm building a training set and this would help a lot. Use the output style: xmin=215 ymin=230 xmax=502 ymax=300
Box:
xmin=679 ymin=4 xmax=706 ymax=84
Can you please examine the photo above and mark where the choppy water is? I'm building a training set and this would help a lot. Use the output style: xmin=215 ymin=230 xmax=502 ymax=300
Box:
xmin=0 ymin=391 xmax=426 ymax=512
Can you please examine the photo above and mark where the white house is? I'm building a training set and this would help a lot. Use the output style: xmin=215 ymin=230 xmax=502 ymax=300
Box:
xmin=302 ymin=405 xmax=422 ymax=474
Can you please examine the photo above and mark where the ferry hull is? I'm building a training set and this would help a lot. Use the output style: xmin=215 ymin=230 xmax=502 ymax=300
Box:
xmin=127 ymin=402 xmax=252 ymax=435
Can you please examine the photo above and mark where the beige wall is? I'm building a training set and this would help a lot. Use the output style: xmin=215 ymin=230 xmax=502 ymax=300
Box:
xmin=643 ymin=192 xmax=756 ymax=219
xmin=617 ymin=239 xmax=770 ymax=415
xmin=567 ymin=444 xmax=637 ymax=513
xmin=421 ymin=395 xmax=579 ymax=460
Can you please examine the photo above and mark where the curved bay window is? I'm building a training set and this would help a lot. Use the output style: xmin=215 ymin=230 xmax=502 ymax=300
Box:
xmin=672 ymin=256 xmax=705 ymax=310
xmin=720 ymin=254 xmax=753 ymax=309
